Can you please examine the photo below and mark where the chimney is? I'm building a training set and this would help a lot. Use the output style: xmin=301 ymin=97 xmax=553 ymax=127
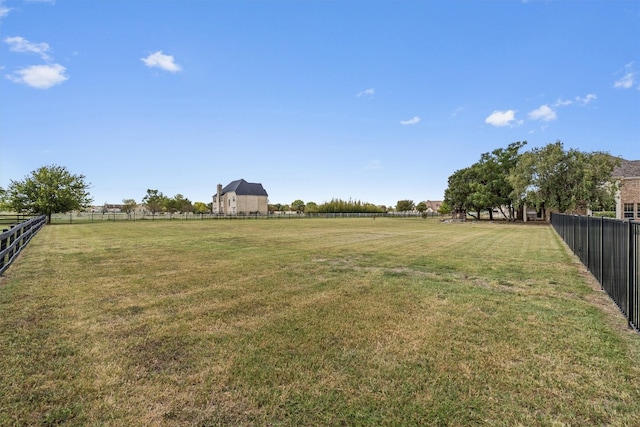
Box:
xmin=217 ymin=184 xmax=222 ymax=214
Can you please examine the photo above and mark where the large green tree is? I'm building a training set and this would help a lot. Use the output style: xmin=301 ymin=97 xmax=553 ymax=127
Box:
xmin=473 ymin=141 xmax=526 ymax=220
xmin=305 ymin=201 xmax=319 ymax=213
xmin=121 ymin=199 xmax=137 ymax=219
xmin=193 ymin=202 xmax=209 ymax=214
xmin=291 ymin=199 xmax=305 ymax=213
xmin=5 ymin=165 xmax=92 ymax=223
xmin=444 ymin=166 xmax=483 ymax=219
xmin=444 ymin=141 xmax=527 ymax=220
xmin=395 ymin=200 xmax=415 ymax=212
xmin=142 ymin=189 xmax=167 ymax=217
xmin=508 ymin=141 xmax=618 ymax=216
xmin=0 ymin=187 xmax=7 ymax=209
xmin=166 ymin=194 xmax=193 ymax=214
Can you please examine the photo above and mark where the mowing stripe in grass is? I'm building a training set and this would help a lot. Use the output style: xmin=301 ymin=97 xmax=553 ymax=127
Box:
xmin=0 ymin=219 xmax=639 ymax=426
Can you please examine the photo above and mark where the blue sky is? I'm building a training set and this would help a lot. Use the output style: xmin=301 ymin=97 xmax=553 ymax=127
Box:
xmin=1 ymin=0 xmax=639 ymax=208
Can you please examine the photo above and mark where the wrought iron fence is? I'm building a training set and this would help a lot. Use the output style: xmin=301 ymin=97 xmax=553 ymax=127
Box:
xmin=551 ymin=213 xmax=639 ymax=332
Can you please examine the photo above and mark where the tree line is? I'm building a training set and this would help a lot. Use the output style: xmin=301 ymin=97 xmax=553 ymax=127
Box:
xmin=0 ymin=166 xmax=423 ymax=221
xmin=271 ymin=199 xmax=434 ymax=214
xmin=0 ymin=168 xmax=213 ymax=223
xmin=442 ymin=141 xmax=619 ymax=220
xmin=135 ymin=189 xmax=209 ymax=217
xmin=1 ymin=141 xmax=619 ymax=223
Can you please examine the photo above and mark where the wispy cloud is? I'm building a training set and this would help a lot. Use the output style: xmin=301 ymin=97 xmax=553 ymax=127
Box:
xmin=4 ymin=36 xmax=52 ymax=61
xmin=1 ymin=0 xmax=54 ymax=22
xmin=491 ymin=93 xmax=594 ymax=129
xmin=553 ymin=93 xmax=597 ymax=108
xmin=614 ymin=63 xmax=636 ymax=89
xmin=0 ymin=1 xmax=10 ymax=21
xmin=451 ymin=106 xmax=466 ymax=117
xmin=400 ymin=116 xmax=420 ymax=125
xmin=357 ymin=88 xmax=375 ymax=98
xmin=141 ymin=51 xmax=182 ymax=73
xmin=576 ymin=93 xmax=597 ymax=105
xmin=6 ymin=64 xmax=68 ymax=89
xmin=553 ymin=98 xmax=574 ymax=107
xmin=485 ymin=110 xmax=519 ymax=127
xmin=528 ymin=104 xmax=557 ymax=122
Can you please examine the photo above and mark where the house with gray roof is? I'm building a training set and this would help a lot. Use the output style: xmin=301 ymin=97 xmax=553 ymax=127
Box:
xmin=613 ymin=159 xmax=640 ymax=219
xmin=212 ymin=179 xmax=269 ymax=216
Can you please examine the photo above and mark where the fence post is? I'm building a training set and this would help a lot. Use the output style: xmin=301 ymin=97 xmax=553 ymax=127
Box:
xmin=15 ymin=227 xmax=22 ymax=254
xmin=0 ymin=229 xmax=7 ymax=270
xmin=628 ymin=220 xmax=634 ymax=328
xmin=631 ymin=222 xmax=639 ymax=330
xmin=8 ymin=225 xmax=16 ymax=262
xmin=599 ymin=216 xmax=604 ymax=286
xmin=586 ymin=215 xmax=590 ymax=273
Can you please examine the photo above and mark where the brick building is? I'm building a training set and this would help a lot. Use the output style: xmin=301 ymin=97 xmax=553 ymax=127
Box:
xmin=614 ymin=159 xmax=640 ymax=220
xmin=212 ymin=179 xmax=268 ymax=216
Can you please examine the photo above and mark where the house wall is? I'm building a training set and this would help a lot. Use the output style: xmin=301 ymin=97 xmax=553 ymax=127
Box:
xmin=212 ymin=194 xmax=226 ymax=214
xmin=616 ymin=176 xmax=640 ymax=219
xmin=212 ymin=191 xmax=236 ymax=214
xmin=212 ymin=192 xmax=268 ymax=215
xmin=227 ymin=191 xmax=237 ymax=214
xmin=236 ymin=195 xmax=268 ymax=215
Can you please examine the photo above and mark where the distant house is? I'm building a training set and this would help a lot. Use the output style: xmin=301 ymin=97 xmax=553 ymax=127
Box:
xmin=613 ymin=159 xmax=640 ymax=220
xmin=102 ymin=204 xmax=123 ymax=213
xmin=212 ymin=179 xmax=268 ymax=215
xmin=425 ymin=200 xmax=443 ymax=213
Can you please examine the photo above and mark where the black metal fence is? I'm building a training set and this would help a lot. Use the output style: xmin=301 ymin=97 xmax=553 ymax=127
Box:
xmin=551 ymin=213 xmax=639 ymax=332
xmin=0 ymin=215 xmax=47 ymax=276
xmin=45 ymin=211 xmax=440 ymax=223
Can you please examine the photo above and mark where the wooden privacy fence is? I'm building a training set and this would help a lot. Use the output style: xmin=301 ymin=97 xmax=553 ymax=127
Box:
xmin=551 ymin=213 xmax=639 ymax=332
xmin=0 ymin=215 xmax=47 ymax=276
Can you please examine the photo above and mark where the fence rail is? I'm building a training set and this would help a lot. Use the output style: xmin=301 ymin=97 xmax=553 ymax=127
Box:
xmin=0 ymin=214 xmax=37 ymax=226
xmin=0 ymin=215 xmax=47 ymax=276
xmin=551 ymin=213 xmax=639 ymax=332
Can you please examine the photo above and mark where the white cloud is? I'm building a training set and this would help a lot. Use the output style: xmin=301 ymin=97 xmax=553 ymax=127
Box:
xmin=1 ymin=0 xmax=55 ymax=21
xmin=7 ymin=64 xmax=68 ymax=89
xmin=141 ymin=51 xmax=182 ymax=73
xmin=576 ymin=93 xmax=597 ymax=105
xmin=553 ymin=93 xmax=597 ymax=107
xmin=553 ymin=98 xmax=573 ymax=107
xmin=357 ymin=88 xmax=375 ymax=98
xmin=614 ymin=63 xmax=636 ymax=89
xmin=0 ymin=1 xmax=10 ymax=20
xmin=614 ymin=72 xmax=635 ymax=89
xmin=485 ymin=110 xmax=518 ymax=127
xmin=4 ymin=36 xmax=52 ymax=61
xmin=400 ymin=116 xmax=420 ymax=125
xmin=528 ymin=104 xmax=557 ymax=122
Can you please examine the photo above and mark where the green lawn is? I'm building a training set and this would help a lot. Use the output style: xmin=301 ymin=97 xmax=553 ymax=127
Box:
xmin=1 ymin=218 xmax=639 ymax=426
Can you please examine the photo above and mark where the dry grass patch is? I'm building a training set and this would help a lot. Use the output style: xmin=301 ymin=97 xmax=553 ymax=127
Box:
xmin=1 ymin=218 xmax=639 ymax=426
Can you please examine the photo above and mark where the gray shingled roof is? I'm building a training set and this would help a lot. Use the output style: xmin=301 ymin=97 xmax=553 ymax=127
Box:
xmin=613 ymin=159 xmax=640 ymax=178
xmin=221 ymin=179 xmax=268 ymax=196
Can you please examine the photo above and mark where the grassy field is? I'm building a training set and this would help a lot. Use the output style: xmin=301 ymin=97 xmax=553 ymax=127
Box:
xmin=1 ymin=218 xmax=639 ymax=426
